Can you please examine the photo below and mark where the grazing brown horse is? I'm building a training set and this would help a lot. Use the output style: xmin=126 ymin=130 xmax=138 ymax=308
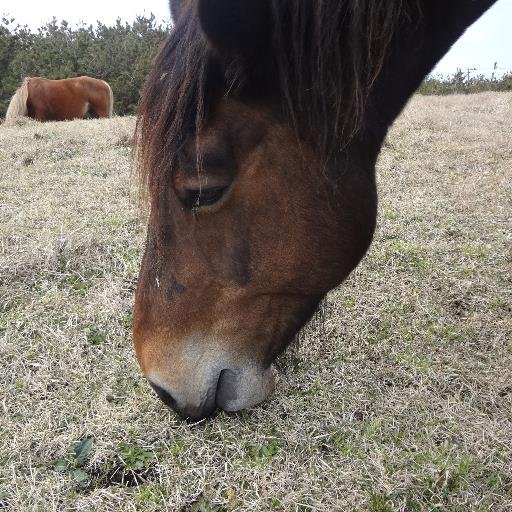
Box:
xmin=135 ymin=0 xmax=500 ymax=421
xmin=5 ymin=76 xmax=113 ymax=124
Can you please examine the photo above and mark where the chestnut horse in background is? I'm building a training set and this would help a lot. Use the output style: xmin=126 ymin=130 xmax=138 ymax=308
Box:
xmin=5 ymin=76 xmax=113 ymax=124
xmin=135 ymin=0 xmax=500 ymax=421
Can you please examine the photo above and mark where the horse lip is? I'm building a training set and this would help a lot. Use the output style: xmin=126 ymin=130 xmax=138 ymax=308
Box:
xmin=149 ymin=381 xmax=177 ymax=410
xmin=181 ymin=404 xmax=218 ymax=423
xmin=149 ymin=377 xmax=219 ymax=421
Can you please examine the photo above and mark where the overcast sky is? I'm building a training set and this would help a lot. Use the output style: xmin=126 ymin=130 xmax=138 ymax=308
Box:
xmin=2 ymin=0 xmax=512 ymax=77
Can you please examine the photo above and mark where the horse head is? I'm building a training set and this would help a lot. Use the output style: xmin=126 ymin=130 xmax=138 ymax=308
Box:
xmin=134 ymin=0 xmax=498 ymax=420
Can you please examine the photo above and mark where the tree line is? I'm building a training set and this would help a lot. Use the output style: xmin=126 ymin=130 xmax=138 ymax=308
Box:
xmin=1 ymin=15 xmax=511 ymax=118
xmin=418 ymin=68 xmax=512 ymax=95
xmin=0 ymin=15 xmax=168 ymax=117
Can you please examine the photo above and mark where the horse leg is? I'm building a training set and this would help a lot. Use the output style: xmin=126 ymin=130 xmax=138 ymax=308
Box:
xmin=90 ymin=100 xmax=110 ymax=118
xmin=27 ymin=98 xmax=48 ymax=122
xmin=82 ymin=102 xmax=101 ymax=119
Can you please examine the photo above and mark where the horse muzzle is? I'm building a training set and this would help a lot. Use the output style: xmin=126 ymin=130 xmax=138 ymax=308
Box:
xmin=146 ymin=359 xmax=275 ymax=421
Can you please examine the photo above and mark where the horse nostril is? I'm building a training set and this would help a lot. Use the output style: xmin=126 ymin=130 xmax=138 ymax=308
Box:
xmin=149 ymin=381 xmax=177 ymax=410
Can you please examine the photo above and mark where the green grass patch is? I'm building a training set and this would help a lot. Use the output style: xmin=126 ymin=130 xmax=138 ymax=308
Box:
xmin=52 ymin=438 xmax=93 ymax=485
xmin=246 ymin=436 xmax=280 ymax=464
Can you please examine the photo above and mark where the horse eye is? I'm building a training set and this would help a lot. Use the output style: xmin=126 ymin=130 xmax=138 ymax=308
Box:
xmin=183 ymin=186 xmax=227 ymax=209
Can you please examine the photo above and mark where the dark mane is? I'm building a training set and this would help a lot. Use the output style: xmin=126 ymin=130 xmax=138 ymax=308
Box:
xmin=136 ymin=0 xmax=417 ymax=201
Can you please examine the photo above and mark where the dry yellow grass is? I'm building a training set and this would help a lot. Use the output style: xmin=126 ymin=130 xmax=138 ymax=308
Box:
xmin=0 ymin=93 xmax=511 ymax=511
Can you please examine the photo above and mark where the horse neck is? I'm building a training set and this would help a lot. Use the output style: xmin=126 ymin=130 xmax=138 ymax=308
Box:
xmin=362 ymin=0 xmax=498 ymax=147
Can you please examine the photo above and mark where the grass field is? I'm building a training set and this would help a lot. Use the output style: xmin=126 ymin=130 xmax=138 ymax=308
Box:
xmin=1 ymin=93 xmax=511 ymax=511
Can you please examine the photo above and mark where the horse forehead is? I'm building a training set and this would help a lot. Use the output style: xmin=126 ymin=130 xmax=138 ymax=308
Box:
xmin=206 ymin=96 xmax=276 ymax=133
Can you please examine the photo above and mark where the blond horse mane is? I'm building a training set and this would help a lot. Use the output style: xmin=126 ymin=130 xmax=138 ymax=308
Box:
xmin=5 ymin=78 xmax=30 ymax=125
